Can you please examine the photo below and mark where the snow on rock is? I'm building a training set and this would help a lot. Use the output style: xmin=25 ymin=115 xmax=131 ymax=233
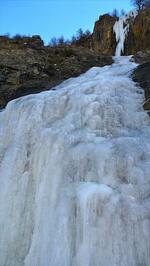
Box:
xmin=114 ymin=11 xmax=137 ymax=56
xmin=0 ymin=57 xmax=150 ymax=266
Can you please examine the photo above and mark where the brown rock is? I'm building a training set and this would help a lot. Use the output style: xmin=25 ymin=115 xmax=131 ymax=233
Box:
xmin=92 ymin=14 xmax=117 ymax=55
xmin=143 ymin=98 xmax=150 ymax=110
xmin=132 ymin=61 xmax=150 ymax=111
xmin=92 ymin=8 xmax=150 ymax=56
xmin=0 ymin=37 xmax=113 ymax=108
xmin=133 ymin=50 xmax=150 ymax=64
xmin=125 ymin=8 xmax=150 ymax=55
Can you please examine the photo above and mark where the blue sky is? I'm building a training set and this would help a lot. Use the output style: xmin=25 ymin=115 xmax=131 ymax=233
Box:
xmin=1 ymin=0 xmax=132 ymax=44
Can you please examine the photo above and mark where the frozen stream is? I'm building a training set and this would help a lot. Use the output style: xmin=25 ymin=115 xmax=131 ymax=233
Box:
xmin=0 ymin=56 xmax=150 ymax=266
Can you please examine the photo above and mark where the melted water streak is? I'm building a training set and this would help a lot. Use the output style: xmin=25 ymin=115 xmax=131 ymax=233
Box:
xmin=0 ymin=57 xmax=150 ymax=266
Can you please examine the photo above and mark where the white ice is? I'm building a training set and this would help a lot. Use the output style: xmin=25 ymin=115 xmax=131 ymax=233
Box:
xmin=0 ymin=56 xmax=150 ymax=266
xmin=114 ymin=11 xmax=137 ymax=56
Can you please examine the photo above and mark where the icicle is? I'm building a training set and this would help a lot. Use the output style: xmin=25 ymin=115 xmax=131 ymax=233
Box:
xmin=113 ymin=11 xmax=137 ymax=56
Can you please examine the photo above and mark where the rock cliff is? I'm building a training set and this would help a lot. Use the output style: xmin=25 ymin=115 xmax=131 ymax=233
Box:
xmin=124 ymin=8 xmax=150 ymax=54
xmin=92 ymin=14 xmax=117 ymax=55
xmin=92 ymin=8 xmax=150 ymax=56
xmin=0 ymin=35 xmax=112 ymax=108
xmin=132 ymin=51 xmax=150 ymax=113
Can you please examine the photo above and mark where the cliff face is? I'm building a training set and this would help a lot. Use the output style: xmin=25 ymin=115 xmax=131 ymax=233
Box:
xmin=124 ymin=8 xmax=150 ymax=54
xmin=92 ymin=8 xmax=150 ymax=56
xmin=0 ymin=36 xmax=112 ymax=108
xmin=92 ymin=14 xmax=117 ymax=55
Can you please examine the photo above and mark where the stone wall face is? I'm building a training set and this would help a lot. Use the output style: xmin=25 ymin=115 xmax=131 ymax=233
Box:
xmin=92 ymin=8 xmax=150 ymax=56
xmin=92 ymin=14 xmax=117 ymax=55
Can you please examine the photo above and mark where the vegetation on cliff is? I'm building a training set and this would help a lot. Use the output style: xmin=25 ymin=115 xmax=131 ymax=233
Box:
xmin=0 ymin=35 xmax=112 ymax=108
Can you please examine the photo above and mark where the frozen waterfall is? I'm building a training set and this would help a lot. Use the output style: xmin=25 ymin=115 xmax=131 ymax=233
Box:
xmin=0 ymin=56 xmax=150 ymax=266
xmin=113 ymin=11 xmax=137 ymax=56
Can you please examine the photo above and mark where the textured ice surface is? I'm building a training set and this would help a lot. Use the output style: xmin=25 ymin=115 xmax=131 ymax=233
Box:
xmin=114 ymin=11 xmax=137 ymax=56
xmin=0 ymin=57 xmax=150 ymax=266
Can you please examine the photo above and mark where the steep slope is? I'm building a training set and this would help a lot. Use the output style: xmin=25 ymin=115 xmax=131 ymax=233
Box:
xmin=0 ymin=57 xmax=150 ymax=266
xmin=0 ymin=36 xmax=112 ymax=108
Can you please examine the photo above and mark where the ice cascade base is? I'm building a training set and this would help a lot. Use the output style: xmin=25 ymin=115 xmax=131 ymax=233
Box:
xmin=0 ymin=57 xmax=150 ymax=266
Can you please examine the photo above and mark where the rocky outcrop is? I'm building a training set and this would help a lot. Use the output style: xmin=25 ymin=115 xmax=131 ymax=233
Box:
xmin=132 ymin=57 xmax=150 ymax=112
xmin=92 ymin=14 xmax=117 ymax=55
xmin=0 ymin=36 xmax=112 ymax=108
xmin=92 ymin=8 xmax=150 ymax=56
xmin=133 ymin=50 xmax=150 ymax=63
xmin=124 ymin=8 xmax=150 ymax=54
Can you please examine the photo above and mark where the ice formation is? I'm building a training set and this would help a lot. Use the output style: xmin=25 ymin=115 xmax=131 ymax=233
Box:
xmin=114 ymin=11 xmax=137 ymax=56
xmin=0 ymin=57 xmax=150 ymax=266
